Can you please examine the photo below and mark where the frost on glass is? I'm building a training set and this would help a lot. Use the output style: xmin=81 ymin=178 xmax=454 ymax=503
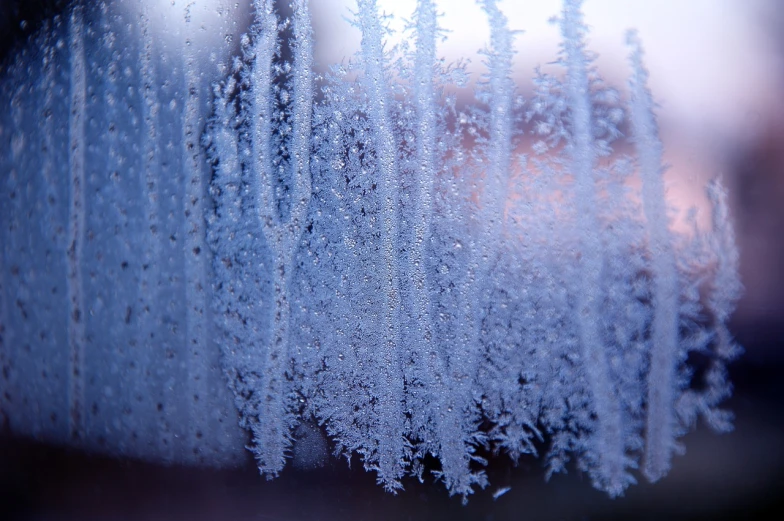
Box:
xmin=0 ymin=0 xmax=742 ymax=503
xmin=0 ymin=0 xmax=248 ymax=466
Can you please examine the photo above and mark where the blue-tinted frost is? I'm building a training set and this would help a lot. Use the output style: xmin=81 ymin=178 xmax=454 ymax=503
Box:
xmin=0 ymin=0 xmax=743 ymax=503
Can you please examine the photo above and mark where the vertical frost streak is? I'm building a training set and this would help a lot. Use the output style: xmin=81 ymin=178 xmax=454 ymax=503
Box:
xmin=480 ymin=0 xmax=514 ymax=242
xmin=357 ymin=0 xmax=406 ymax=489
xmin=41 ymin=19 xmax=59 ymax=245
xmin=562 ymin=0 xmax=628 ymax=495
xmin=182 ymin=3 xmax=209 ymax=462
xmin=412 ymin=0 xmax=477 ymax=498
xmin=252 ymin=0 xmax=276 ymax=227
xmin=627 ymin=32 xmax=679 ymax=483
xmin=249 ymin=0 xmax=288 ymax=475
xmin=245 ymin=0 xmax=314 ymax=475
xmin=139 ymin=8 xmax=163 ymax=454
xmin=66 ymin=3 xmax=87 ymax=443
xmin=290 ymin=0 xmax=313 ymax=230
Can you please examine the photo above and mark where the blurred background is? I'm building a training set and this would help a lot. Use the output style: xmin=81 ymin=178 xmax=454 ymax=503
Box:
xmin=1 ymin=0 xmax=783 ymax=519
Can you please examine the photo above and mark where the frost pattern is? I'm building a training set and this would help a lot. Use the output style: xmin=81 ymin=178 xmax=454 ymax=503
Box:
xmin=0 ymin=0 xmax=742 ymax=502
xmin=0 ymin=0 xmax=248 ymax=466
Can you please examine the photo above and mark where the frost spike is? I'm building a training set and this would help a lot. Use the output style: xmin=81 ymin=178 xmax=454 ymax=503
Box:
xmin=467 ymin=0 xmax=516 ymax=360
xmin=289 ymin=0 xmax=314 ymax=230
xmin=139 ymin=8 xmax=164 ymax=455
xmin=561 ymin=0 xmax=630 ymax=495
xmin=250 ymin=0 xmax=286 ymax=476
xmin=450 ymin=0 xmax=517 ymax=472
xmin=356 ymin=0 xmax=407 ymax=492
xmin=410 ymin=0 xmax=480 ymax=500
xmin=251 ymin=0 xmax=277 ymax=232
xmin=247 ymin=0 xmax=314 ymax=476
xmin=41 ymin=19 xmax=59 ymax=247
xmin=182 ymin=2 xmax=210 ymax=463
xmin=478 ymin=0 xmax=515 ymax=242
xmin=626 ymin=30 xmax=680 ymax=483
xmin=700 ymin=178 xmax=742 ymax=430
xmin=706 ymin=178 xmax=742 ymax=347
xmin=66 ymin=1 xmax=87 ymax=444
